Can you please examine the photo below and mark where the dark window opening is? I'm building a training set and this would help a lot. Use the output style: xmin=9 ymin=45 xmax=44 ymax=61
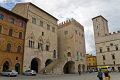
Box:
xmin=100 ymin=48 xmax=102 ymax=53
xmin=115 ymin=46 xmax=118 ymax=50
xmin=8 ymin=29 xmax=13 ymax=36
xmin=46 ymin=45 xmax=49 ymax=51
xmin=112 ymin=55 xmax=115 ymax=59
xmin=0 ymin=14 xmax=4 ymax=20
xmin=42 ymin=32 xmax=44 ymax=36
xmin=103 ymin=55 xmax=105 ymax=60
xmin=67 ymin=52 xmax=71 ymax=57
xmin=107 ymin=47 xmax=110 ymax=52
xmin=6 ymin=43 xmax=11 ymax=52
xmin=0 ymin=25 xmax=2 ymax=33
xmin=17 ymin=46 xmax=21 ymax=53
xmin=19 ymin=32 xmax=22 ymax=39
xmin=53 ymin=50 xmax=56 ymax=58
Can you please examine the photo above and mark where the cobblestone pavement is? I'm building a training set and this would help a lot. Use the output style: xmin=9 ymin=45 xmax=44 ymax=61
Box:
xmin=0 ymin=72 xmax=119 ymax=80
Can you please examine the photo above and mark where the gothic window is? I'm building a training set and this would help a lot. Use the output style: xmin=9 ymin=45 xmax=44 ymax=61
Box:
xmin=42 ymin=32 xmax=44 ymax=36
xmin=38 ymin=42 xmax=43 ymax=51
xmin=0 ymin=14 xmax=4 ymax=20
xmin=17 ymin=46 xmax=21 ymax=53
xmin=103 ymin=55 xmax=105 ymax=60
xmin=40 ymin=43 xmax=43 ymax=51
xmin=8 ymin=29 xmax=13 ymax=36
xmin=53 ymin=50 xmax=56 ymax=58
xmin=107 ymin=47 xmax=110 ymax=52
xmin=6 ymin=43 xmax=11 ymax=52
xmin=46 ymin=45 xmax=49 ymax=51
xmin=29 ymin=40 xmax=31 ymax=47
xmin=67 ymin=52 xmax=71 ymax=57
xmin=0 ymin=25 xmax=2 ymax=33
xmin=19 ymin=32 xmax=22 ymax=39
xmin=29 ymin=40 xmax=34 ymax=48
xmin=112 ymin=54 xmax=115 ymax=59
xmin=32 ymin=17 xmax=36 ymax=24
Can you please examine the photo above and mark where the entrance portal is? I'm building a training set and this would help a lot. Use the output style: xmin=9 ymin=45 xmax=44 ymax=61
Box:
xmin=31 ymin=58 xmax=40 ymax=73
xmin=45 ymin=59 xmax=53 ymax=67
xmin=63 ymin=61 xmax=75 ymax=74
xmin=3 ymin=61 xmax=9 ymax=71
xmin=15 ymin=63 xmax=20 ymax=74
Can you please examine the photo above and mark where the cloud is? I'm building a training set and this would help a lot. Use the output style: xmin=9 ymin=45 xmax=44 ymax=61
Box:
xmin=1 ymin=0 xmax=120 ymax=55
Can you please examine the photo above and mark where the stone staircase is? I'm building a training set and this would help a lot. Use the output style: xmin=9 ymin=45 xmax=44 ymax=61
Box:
xmin=40 ymin=58 xmax=66 ymax=74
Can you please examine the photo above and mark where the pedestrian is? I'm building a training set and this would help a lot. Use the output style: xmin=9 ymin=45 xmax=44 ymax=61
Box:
xmin=104 ymin=71 xmax=110 ymax=80
xmin=78 ymin=70 xmax=81 ymax=75
xmin=97 ymin=69 xmax=103 ymax=80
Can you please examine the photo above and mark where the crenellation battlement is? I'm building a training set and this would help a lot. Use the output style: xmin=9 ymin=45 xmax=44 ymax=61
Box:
xmin=58 ymin=18 xmax=84 ymax=30
xmin=106 ymin=31 xmax=120 ymax=36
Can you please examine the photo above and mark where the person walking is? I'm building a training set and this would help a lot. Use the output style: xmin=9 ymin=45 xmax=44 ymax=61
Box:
xmin=97 ymin=69 xmax=103 ymax=80
xmin=104 ymin=71 xmax=110 ymax=80
xmin=78 ymin=69 xmax=81 ymax=75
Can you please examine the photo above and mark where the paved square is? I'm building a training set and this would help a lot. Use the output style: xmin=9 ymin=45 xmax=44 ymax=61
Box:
xmin=0 ymin=72 xmax=119 ymax=80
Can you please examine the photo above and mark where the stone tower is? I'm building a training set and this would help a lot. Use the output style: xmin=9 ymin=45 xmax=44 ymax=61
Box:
xmin=92 ymin=15 xmax=109 ymax=41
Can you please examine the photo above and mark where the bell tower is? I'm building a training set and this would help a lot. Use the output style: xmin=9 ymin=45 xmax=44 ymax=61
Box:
xmin=92 ymin=15 xmax=109 ymax=40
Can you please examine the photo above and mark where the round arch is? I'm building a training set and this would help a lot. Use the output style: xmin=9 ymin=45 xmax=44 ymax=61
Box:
xmin=3 ymin=61 xmax=9 ymax=71
xmin=31 ymin=58 xmax=41 ymax=73
xmin=63 ymin=61 xmax=75 ymax=74
xmin=2 ymin=58 xmax=12 ymax=71
xmin=15 ymin=63 xmax=20 ymax=74
xmin=45 ymin=59 xmax=53 ymax=67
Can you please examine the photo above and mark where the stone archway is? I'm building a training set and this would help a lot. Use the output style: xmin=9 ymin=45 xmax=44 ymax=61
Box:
xmin=45 ymin=59 xmax=53 ymax=67
xmin=63 ymin=61 xmax=75 ymax=74
xmin=31 ymin=58 xmax=41 ymax=73
xmin=3 ymin=61 xmax=9 ymax=71
xmin=15 ymin=63 xmax=20 ymax=74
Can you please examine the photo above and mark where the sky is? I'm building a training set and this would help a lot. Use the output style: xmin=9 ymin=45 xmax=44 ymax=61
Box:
xmin=0 ymin=0 xmax=120 ymax=55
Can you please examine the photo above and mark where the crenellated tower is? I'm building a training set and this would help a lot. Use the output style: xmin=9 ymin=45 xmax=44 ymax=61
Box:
xmin=92 ymin=15 xmax=109 ymax=40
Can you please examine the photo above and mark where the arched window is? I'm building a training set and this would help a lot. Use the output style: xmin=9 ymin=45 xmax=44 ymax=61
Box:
xmin=67 ymin=52 xmax=71 ymax=57
xmin=8 ymin=29 xmax=13 ymax=36
xmin=28 ymin=40 xmax=35 ymax=48
xmin=19 ymin=32 xmax=22 ymax=39
xmin=17 ymin=46 xmax=21 ymax=53
xmin=53 ymin=50 xmax=56 ymax=58
xmin=6 ymin=43 xmax=11 ymax=52
xmin=115 ymin=45 xmax=118 ymax=50
xmin=46 ymin=45 xmax=49 ymax=51
xmin=107 ymin=47 xmax=110 ymax=52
